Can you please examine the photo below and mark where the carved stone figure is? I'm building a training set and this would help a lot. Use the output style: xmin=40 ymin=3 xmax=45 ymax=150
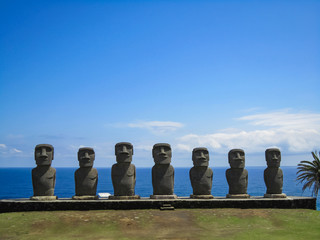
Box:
xmin=150 ymin=143 xmax=177 ymax=199
xmin=110 ymin=142 xmax=140 ymax=199
xmin=226 ymin=149 xmax=250 ymax=198
xmin=72 ymin=147 xmax=98 ymax=200
xmin=31 ymin=144 xmax=57 ymax=200
xmin=189 ymin=147 xmax=213 ymax=198
xmin=264 ymin=148 xmax=287 ymax=198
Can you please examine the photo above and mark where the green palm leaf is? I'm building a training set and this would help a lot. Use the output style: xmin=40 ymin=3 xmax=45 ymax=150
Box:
xmin=296 ymin=151 xmax=320 ymax=197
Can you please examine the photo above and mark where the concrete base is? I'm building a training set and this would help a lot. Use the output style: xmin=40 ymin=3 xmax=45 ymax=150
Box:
xmin=109 ymin=195 xmax=140 ymax=200
xmin=190 ymin=195 xmax=214 ymax=199
xmin=226 ymin=194 xmax=250 ymax=199
xmin=30 ymin=196 xmax=58 ymax=201
xmin=264 ymin=193 xmax=287 ymax=198
xmin=150 ymin=195 xmax=178 ymax=199
xmin=72 ymin=195 xmax=99 ymax=200
xmin=0 ymin=196 xmax=316 ymax=213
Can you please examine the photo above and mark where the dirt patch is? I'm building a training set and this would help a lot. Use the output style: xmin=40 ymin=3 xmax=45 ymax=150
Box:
xmin=213 ymin=208 xmax=272 ymax=218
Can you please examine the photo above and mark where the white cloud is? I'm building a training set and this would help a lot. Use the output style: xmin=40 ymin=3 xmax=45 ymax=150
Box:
xmin=238 ymin=110 xmax=320 ymax=129
xmin=12 ymin=148 xmax=22 ymax=153
xmin=0 ymin=144 xmax=7 ymax=149
xmin=128 ymin=121 xmax=184 ymax=134
xmin=177 ymin=110 xmax=320 ymax=153
xmin=134 ymin=144 xmax=153 ymax=151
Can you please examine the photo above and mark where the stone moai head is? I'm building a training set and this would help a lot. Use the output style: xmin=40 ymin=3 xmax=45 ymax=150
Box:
xmin=153 ymin=143 xmax=172 ymax=164
xmin=228 ymin=149 xmax=245 ymax=169
xmin=78 ymin=147 xmax=95 ymax=168
xmin=35 ymin=144 xmax=54 ymax=166
xmin=115 ymin=142 xmax=133 ymax=163
xmin=265 ymin=148 xmax=281 ymax=168
xmin=192 ymin=147 xmax=209 ymax=167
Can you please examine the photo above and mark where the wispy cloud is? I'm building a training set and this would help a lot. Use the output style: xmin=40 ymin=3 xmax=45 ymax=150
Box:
xmin=128 ymin=121 xmax=184 ymax=134
xmin=177 ymin=110 xmax=320 ymax=153
xmin=11 ymin=148 xmax=22 ymax=153
xmin=238 ymin=110 xmax=320 ymax=129
xmin=0 ymin=144 xmax=23 ymax=155
xmin=0 ymin=144 xmax=7 ymax=149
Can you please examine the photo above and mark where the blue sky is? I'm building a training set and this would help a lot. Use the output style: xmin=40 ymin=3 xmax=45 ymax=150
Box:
xmin=1 ymin=0 xmax=319 ymax=168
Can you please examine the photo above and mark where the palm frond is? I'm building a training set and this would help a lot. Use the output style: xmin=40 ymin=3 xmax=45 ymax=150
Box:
xmin=296 ymin=151 xmax=320 ymax=197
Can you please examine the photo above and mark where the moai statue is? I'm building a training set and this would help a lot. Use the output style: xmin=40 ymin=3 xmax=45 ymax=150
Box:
xmin=31 ymin=144 xmax=57 ymax=200
xmin=264 ymin=148 xmax=287 ymax=198
xmin=150 ymin=143 xmax=177 ymax=199
xmin=189 ymin=147 xmax=213 ymax=199
xmin=72 ymin=147 xmax=98 ymax=200
xmin=226 ymin=149 xmax=250 ymax=198
xmin=109 ymin=142 xmax=140 ymax=199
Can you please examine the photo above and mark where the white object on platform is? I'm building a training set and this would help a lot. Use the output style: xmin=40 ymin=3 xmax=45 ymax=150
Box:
xmin=98 ymin=193 xmax=111 ymax=198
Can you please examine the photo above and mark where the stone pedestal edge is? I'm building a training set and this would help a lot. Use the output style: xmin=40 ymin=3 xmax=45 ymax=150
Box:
xmin=150 ymin=194 xmax=178 ymax=199
xmin=190 ymin=194 xmax=214 ymax=199
xmin=109 ymin=195 xmax=140 ymax=200
xmin=264 ymin=193 xmax=287 ymax=198
xmin=30 ymin=196 xmax=58 ymax=200
xmin=226 ymin=194 xmax=250 ymax=199
xmin=72 ymin=195 xmax=99 ymax=200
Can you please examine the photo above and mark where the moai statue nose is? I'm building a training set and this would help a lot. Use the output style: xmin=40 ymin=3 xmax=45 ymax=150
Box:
xmin=122 ymin=145 xmax=128 ymax=153
xmin=272 ymin=153 xmax=278 ymax=160
xmin=83 ymin=152 xmax=90 ymax=160
xmin=40 ymin=147 xmax=48 ymax=158
xmin=160 ymin=147 xmax=166 ymax=155
xmin=200 ymin=151 xmax=206 ymax=159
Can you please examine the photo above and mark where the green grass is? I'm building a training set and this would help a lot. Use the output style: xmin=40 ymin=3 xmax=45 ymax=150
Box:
xmin=0 ymin=209 xmax=319 ymax=239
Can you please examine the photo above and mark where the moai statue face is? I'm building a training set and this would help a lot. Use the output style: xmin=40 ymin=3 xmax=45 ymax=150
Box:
xmin=35 ymin=144 xmax=54 ymax=166
xmin=192 ymin=147 xmax=209 ymax=167
xmin=115 ymin=142 xmax=133 ymax=163
xmin=265 ymin=148 xmax=281 ymax=168
xmin=78 ymin=147 xmax=95 ymax=168
xmin=153 ymin=143 xmax=172 ymax=164
xmin=228 ymin=149 xmax=245 ymax=169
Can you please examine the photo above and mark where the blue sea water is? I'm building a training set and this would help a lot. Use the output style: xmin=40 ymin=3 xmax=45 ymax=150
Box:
xmin=0 ymin=167 xmax=318 ymax=210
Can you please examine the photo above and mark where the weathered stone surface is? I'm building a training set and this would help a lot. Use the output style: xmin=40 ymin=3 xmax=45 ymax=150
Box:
xmin=0 ymin=197 xmax=316 ymax=212
xmin=226 ymin=149 xmax=249 ymax=197
xmin=30 ymin=196 xmax=57 ymax=201
xmin=264 ymin=193 xmax=287 ymax=198
xmin=31 ymin=144 xmax=57 ymax=198
xmin=264 ymin=148 xmax=286 ymax=197
xmin=189 ymin=147 xmax=213 ymax=197
xmin=151 ymin=143 xmax=175 ymax=196
xmin=226 ymin=194 xmax=250 ymax=199
xmin=72 ymin=195 xmax=98 ymax=200
xmin=74 ymin=147 xmax=98 ymax=197
xmin=190 ymin=195 xmax=214 ymax=199
xmin=150 ymin=195 xmax=177 ymax=199
xmin=111 ymin=142 xmax=138 ymax=197
xmin=109 ymin=195 xmax=140 ymax=200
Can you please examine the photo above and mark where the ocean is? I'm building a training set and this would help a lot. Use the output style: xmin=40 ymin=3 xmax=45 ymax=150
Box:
xmin=0 ymin=167 xmax=318 ymax=210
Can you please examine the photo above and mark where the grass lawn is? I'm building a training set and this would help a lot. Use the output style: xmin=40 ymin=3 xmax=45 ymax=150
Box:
xmin=0 ymin=209 xmax=319 ymax=239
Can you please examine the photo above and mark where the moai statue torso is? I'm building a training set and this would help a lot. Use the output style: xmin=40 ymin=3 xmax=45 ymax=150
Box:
xmin=226 ymin=149 xmax=249 ymax=198
xmin=31 ymin=144 xmax=57 ymax=200
xmin=110 ymin=142 xmax=139 ymax=199
xmin=264 ymin=148 xmax=286 ymax=198
xmin=151 ymin=143 xmax=176 ymax=198
xmin=189 ymin=147 xmax=213 ymax=198
xmin=73 ymin=147 xmax=98 ymax=199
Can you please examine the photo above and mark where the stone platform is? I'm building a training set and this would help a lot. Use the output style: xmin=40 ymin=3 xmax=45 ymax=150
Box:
xmin=0 ymin=196 xmax=316 ymax=213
